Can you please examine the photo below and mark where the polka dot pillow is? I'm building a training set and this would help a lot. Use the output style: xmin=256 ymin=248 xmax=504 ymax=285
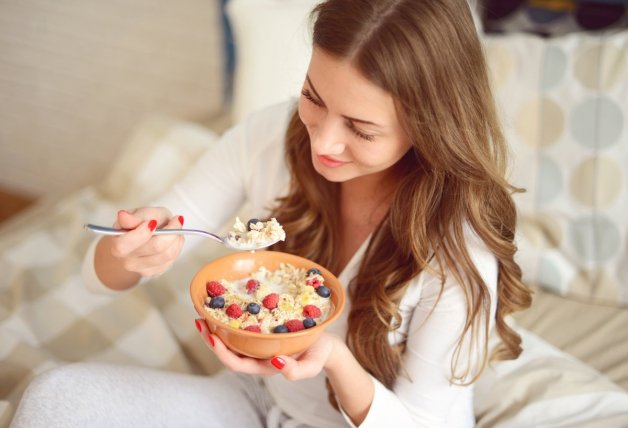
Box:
xmin=483 ymin=31 xmax=627 ymax=306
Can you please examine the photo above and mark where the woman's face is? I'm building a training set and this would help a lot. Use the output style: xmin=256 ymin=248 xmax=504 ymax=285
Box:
xmin=299 ymin=48 xmax=412 ymax=183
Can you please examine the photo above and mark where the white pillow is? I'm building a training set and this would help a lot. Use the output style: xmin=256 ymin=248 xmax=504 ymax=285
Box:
xmin=484 ymin=31 xmax=628 ymax=306
xmin=225 ymin=0 xmax=321 ymax=122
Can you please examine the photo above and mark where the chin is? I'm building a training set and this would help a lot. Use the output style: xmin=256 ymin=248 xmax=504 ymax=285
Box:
xmin=312 ymin=158 xmax=354 ymax=182
xmin=313 ymin=165 xmax=346 ymax=182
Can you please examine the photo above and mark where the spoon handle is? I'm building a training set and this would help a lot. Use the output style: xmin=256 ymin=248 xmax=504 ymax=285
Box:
xmin=83 ymin=224 xmax=224 ymax=243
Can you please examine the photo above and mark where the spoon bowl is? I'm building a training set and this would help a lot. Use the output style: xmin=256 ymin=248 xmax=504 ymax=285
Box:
xmin=83 ymin=224 xmax=281 ymax=251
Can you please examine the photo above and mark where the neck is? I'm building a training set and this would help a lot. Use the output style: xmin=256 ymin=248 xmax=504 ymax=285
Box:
xmin=340 ymin=170 xmax=397 ymax=226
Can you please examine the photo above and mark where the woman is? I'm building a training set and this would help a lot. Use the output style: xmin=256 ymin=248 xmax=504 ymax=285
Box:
xmin=11 ymin=1 xmax=531 ymax=427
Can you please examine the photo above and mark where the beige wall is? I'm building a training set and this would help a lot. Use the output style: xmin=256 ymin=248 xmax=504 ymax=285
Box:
xmin=0 ymin=0 xmax=227 ymax=197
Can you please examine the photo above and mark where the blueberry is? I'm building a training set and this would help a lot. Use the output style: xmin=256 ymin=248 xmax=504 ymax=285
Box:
xmin=273 ymin=325 xmax=289 ymax=333
xmin=208 ymin=296 xmax=225 ymax=309
xmin=247 ymin=218 xmax=262 ymax=231
xmin=303 ymin=318 xmax=316 ymax=329
xmin=306 ymin=268 xmax=322 ymax=277
xmin=316 ymin=286 xmax=331 ymax=298
xmin=247 ymin=303 xmax=261 ymax=314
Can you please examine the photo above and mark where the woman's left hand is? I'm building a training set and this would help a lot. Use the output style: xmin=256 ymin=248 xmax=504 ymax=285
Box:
xmin=195 ymin=318 xmax=337 ymax=379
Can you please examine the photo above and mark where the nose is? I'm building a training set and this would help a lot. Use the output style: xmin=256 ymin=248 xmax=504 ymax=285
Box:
xmin=310 ymin=116 xmax=346 ymax=155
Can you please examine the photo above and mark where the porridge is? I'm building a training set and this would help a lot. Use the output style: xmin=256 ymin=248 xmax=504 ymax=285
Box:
xmin=203 ymin=263 xmax=333 ymax=334
xmin=225 ymin=217 xmax=285 ymax=249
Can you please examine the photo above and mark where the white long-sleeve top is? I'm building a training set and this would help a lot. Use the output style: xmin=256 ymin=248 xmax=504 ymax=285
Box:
xmin=83 ymin=100 xmax=498 ymax=427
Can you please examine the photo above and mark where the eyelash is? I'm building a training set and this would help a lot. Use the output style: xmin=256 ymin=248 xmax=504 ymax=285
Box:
xmin=301 ymin=89 xmax=375 ymax=142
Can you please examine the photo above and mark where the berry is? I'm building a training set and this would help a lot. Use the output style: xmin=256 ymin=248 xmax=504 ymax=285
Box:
xmin=247 ymin=302 xmax=261 ymax=314
xmin=247 ymin=218 xmax=262 ymax=231
xmin=243 ymin=325 xmax=261 ymax=333
xmin=316 ymin=286 xmax=331 ymax=298
xmin=206 ymin=281 xmax=226 ymax=297
xmin=285 ymin=319 xmax=304 ymax=332
xmin=226 ymin=304 xmax=243 ymax=318
xmin=303 ymin=318 xmax=316 ymax=329
xmin=306 ymin=277 xmax=321 ymax=288
xmin=207 ymin=296 xmax=225 ymax=309
xmin=306 ymin=268 xmax=322 ymax=277
xmin=262 ymin=293 xmax=279 ymax=309
xmin=246 ymin=279 xmax=260 ymax=294
xmin=303 ymin=305 xmax=322 ymax=318
xmin=273 ymin=325 xmax=289 ymax=333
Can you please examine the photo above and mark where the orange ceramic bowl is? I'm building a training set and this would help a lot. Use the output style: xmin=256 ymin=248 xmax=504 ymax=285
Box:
xmin=190 ymin=251 xmax=346 ymax=359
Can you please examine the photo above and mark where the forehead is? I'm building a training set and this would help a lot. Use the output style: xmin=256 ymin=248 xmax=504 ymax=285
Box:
xmin=307 ymin=47 xmax=399 ymax=127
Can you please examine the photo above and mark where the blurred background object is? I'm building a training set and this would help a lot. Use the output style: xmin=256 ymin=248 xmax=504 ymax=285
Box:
xmin=0 ymin=0 xmax=228 ymax=213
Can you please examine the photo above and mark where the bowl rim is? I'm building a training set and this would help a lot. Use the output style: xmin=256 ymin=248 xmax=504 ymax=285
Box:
xmin=190 ymin=250 xmax=346 ymax=338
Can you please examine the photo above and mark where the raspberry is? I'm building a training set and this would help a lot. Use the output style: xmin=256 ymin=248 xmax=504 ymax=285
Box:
xmin=206 ymin=281 xmax=226 ymax=297
xmin=246 ymin=279 xmax=260 ymax=294
xmin=262 ymin=293 xmax=279 ymax=309
xmin=243 ymin=325 xmax=261 ymax=333
xmin=226 ymin=304 xmax=243 ymax=318
xmin=303 ymin=305 xmax=322 ymax=318
xmin=285 ymin=319 xmax=304 ymax=332
xmin=306 ymin=278 xmax=321 ymax=288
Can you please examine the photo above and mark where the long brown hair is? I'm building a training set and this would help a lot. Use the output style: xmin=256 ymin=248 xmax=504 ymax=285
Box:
xmin=270 ymin=0 xmax=531 ymax=400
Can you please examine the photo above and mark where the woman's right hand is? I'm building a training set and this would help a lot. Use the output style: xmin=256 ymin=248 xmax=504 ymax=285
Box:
xmin=108 ymin=207 xmax=185 ymax=278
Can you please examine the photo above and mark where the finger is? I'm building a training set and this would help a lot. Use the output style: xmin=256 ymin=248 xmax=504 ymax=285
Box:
xmin=129 ymin=213 xmax=185 ymax=257
xmin=123 ymin=241 xmax=183 ymax=275
xmin=110 ymin=219 xmax=159 ymax=258
xmin=162 ymin=214 xmax=185 ymax=230
xmin=132 ymin=223 xmax=185 ymax=259
xmin=115 ymin=209 xmax=143 ymax=230
xmin=194 ymin=319 xmax=216 ymax=348
xmin=194 ymin=319 xmax=275 ymax=375
xmin=115 ymin=207 xmax=172 ymax=230
xmin=277 ymin=355 xmax=325 ymax=381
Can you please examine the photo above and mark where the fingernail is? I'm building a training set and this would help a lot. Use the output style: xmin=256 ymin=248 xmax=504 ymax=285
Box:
xmin=195 ymin=319 xmax=202 ymax=333
xmin=118 ymin=209 xmax=128 ymax=216
xmin=271 ymin=357 xmax=285 ymax=370
xmin=206 ymin=333 xmax=215 ymax=347
xmin=178 ymin=215 xmax=184 ymax=226
xmin=148 ymin=220 xmax=157 ymax=231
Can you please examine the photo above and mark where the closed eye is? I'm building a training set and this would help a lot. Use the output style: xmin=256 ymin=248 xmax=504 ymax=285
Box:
xmin=347 ymin=121 xmax=375 ymax=142
xmin=302 ymin=87 xmax=375 ymax=142
xmin=301 ymin=89 xmax=324 ymax=107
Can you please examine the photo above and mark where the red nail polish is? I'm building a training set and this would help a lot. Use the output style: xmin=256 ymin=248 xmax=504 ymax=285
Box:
xmin=178 ymin=215 xmax=184 ymax=226
xmin=271 ymin=357 xmax=285 ymax=370
xmin=195 ymin=319 xmax=202 ymax=333
xmin=148 ymin=220 xmax=157 ymax=231
xmin=207 ymin=333 xmax=215 ymax=347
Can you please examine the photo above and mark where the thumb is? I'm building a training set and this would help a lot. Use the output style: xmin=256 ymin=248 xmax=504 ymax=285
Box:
xmin=115 ymin=209 xmax=143 ymax=230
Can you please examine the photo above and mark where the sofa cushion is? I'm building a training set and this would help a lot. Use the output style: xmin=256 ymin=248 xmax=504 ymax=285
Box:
xmin=484 ymin=31 xmax=628 ymax=306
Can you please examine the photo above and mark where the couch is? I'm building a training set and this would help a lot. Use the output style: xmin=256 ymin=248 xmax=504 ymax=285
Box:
xmin=1 ymin=1 xmax=627 ymax=426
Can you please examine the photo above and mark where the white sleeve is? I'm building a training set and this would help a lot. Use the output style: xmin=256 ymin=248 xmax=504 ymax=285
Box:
xmin=343 ymin=229 xmax=499 ymax=427
xmin=81 ymin=101 xmax=296 ymax=294
xmin=146 ymin=100 xmax=295 ymax=254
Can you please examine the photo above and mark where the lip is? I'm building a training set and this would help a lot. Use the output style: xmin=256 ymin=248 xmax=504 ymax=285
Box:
xmin=317 ymin=155 xmax=348 ymax=168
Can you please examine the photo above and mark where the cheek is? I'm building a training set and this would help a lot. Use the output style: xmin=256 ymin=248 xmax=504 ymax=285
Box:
xmin=298 ymin=99 xmax=321 ymax=129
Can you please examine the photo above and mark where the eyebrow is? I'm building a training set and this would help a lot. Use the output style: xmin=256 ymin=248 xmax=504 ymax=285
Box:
xmin=305 ymin=75 xmax=382 ymax=127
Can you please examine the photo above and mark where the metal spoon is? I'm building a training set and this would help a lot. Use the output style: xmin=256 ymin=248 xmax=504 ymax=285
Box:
xmin=83 ymin=223 xmax=280 ymax=251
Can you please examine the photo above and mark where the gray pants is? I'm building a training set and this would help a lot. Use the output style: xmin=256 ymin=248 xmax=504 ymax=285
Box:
xmin=10 ymin=363 xmax=309 ymax=428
